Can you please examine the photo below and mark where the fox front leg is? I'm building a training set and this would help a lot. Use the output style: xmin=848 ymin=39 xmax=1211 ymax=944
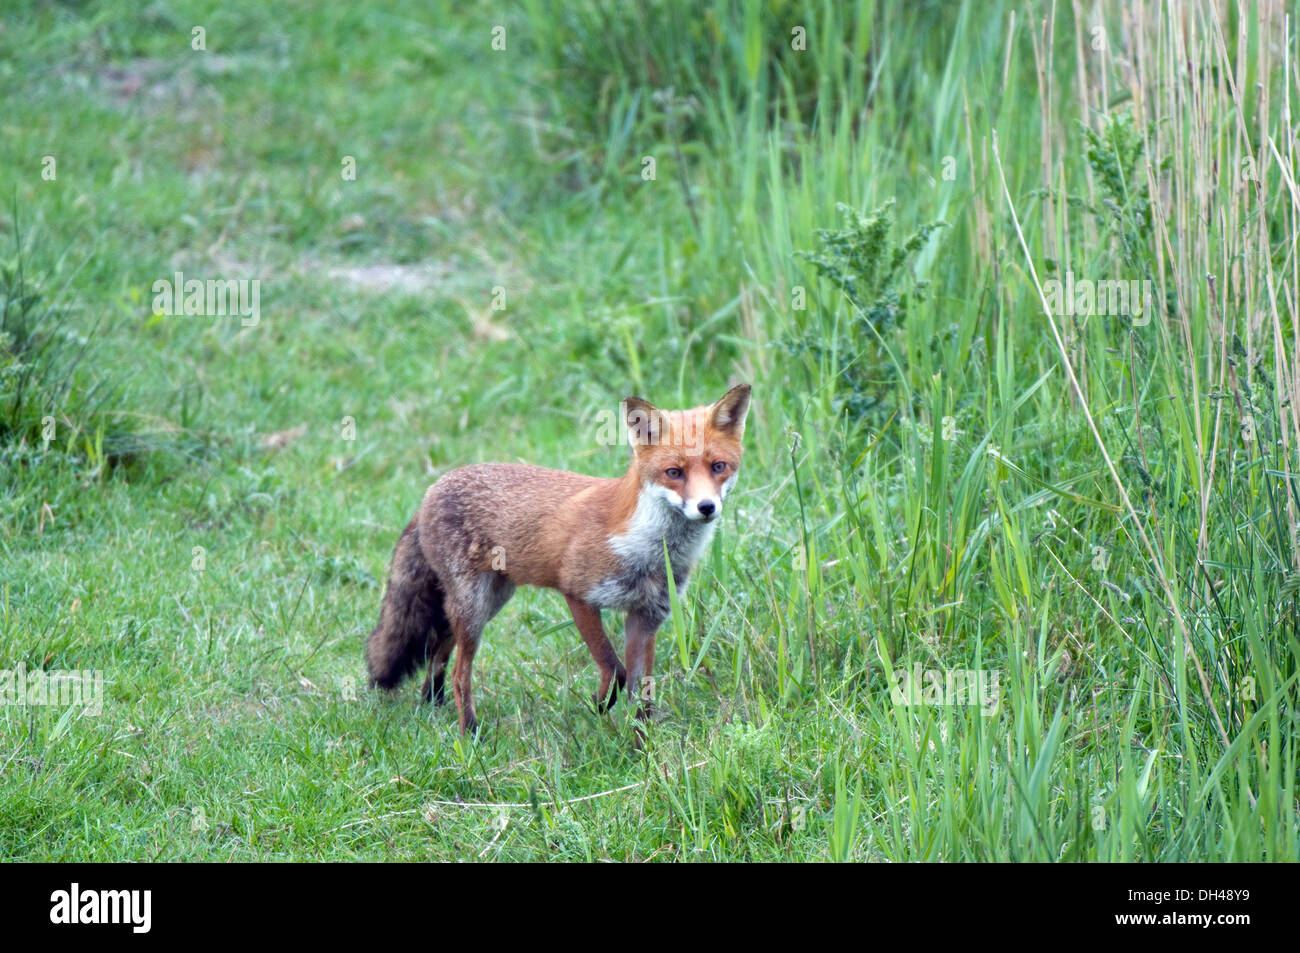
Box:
xmin=565 ymin=595 xmax=627 ymax=712
xmin=624 ymin=608 xmax=664 ymax=720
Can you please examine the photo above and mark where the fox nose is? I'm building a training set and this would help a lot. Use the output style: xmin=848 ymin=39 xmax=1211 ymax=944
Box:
xmin=697 ymin=500 xmax=716 ymax=518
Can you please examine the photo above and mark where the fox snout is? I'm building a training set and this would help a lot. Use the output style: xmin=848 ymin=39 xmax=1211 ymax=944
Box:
xmin=686 ymin=496 xmax=719 ymax=521
xmin=661 ymin=487 xmax=723 ymax=522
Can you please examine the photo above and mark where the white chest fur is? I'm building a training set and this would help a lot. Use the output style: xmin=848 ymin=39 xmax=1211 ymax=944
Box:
xmin=586 ymin=484 xmax=717 ymax=612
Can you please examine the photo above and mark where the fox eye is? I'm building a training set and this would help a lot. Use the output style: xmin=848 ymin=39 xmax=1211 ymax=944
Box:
xmin=665 ymin=467 xmax=684 ymax=479
xmin=711 ymin=461 xmax=728 ymax=474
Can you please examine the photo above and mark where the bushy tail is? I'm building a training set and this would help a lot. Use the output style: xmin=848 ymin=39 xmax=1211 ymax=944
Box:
xmin=366 ymin=518 xmax=451 ymax=689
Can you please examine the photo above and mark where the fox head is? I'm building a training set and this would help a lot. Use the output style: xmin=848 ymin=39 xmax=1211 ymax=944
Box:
xmin=623 ymin=384 xmax=751 ymax=523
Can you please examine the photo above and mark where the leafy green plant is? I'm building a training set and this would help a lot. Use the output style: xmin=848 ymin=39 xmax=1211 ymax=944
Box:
xmin=791 ymin=200 xmax=944 ymax=424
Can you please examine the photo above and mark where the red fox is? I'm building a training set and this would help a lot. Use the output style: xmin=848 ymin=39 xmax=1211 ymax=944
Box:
xmin=365 ymin=384 xmax=751 ymax=734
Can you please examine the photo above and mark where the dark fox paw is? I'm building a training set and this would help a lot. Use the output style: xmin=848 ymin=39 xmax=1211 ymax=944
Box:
xmin=594 ymin=688 xmax=619 ymax=714
xmin=593 ymin=667 xmax=627 ymax=714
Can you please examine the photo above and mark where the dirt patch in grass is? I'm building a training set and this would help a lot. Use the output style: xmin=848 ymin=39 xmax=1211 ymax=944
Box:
xmin=56 ymin=54 xmax=245 ymax=114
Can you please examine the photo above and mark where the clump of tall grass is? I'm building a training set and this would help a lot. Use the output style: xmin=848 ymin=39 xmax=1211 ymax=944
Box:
xmin=640 ymin=0 xmax=1298 ymax=858
xmin=991 ymin=0 xmax=1300 ymax=855
xmin=0 ymin=224 xmax=210 ymax=479
xmin=519 ymin=0 xmax=880 ymax=190
xmin=0 ymin=233 xmax=105 ymax=468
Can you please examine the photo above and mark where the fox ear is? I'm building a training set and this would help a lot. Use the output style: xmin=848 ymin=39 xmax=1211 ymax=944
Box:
xmin=623 ymin=396 xmax=661 ymax=447
xmin=710 ymin=384 xmax=751 ymax=437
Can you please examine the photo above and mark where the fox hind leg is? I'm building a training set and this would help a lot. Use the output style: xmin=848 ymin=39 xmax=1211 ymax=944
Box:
xmin=445 ymin=571 xmax=515 ymax=734
xmin=419 ymin=634 xmax=455 ymax=706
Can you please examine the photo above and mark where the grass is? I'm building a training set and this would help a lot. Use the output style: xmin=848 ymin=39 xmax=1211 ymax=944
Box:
xmin=0 ymin=0 xmax=1296 ymax=861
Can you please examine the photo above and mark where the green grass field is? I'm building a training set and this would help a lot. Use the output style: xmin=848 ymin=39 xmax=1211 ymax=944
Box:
xmin=1 ymin=0 xmax=1297 ymax=861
